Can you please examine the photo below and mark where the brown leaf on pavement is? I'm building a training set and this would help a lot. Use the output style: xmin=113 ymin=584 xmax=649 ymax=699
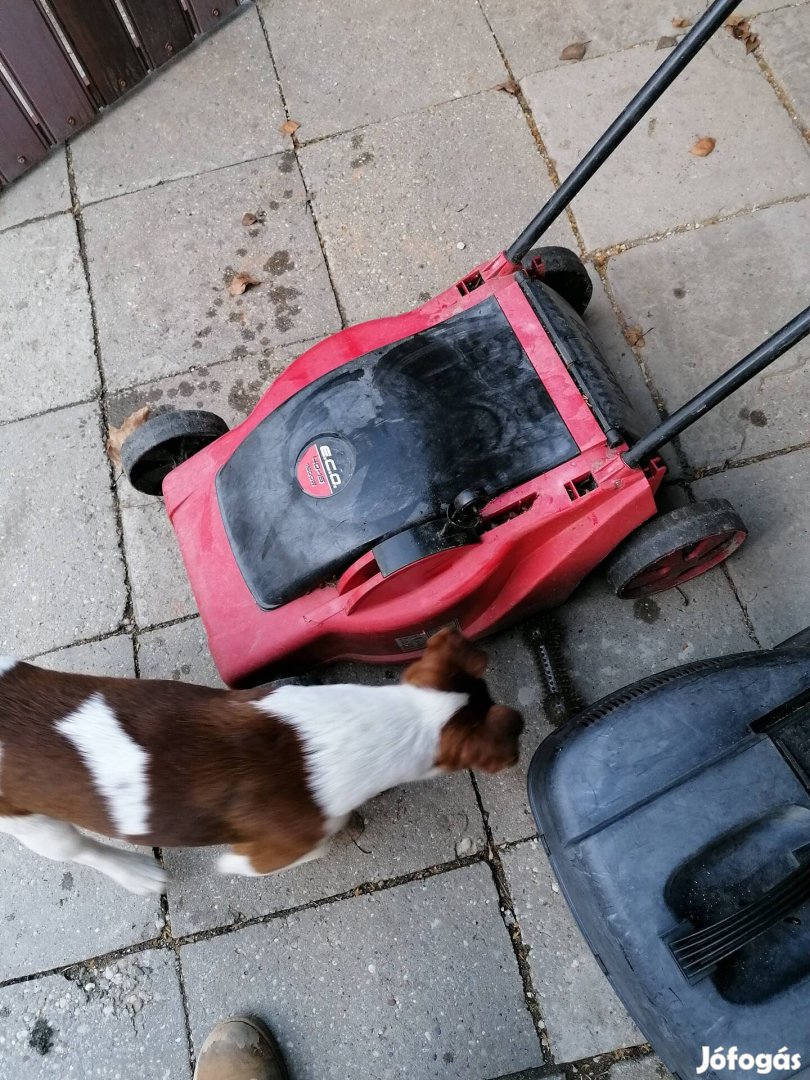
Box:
xmin=624 ymin=326 xmax=646 ymax=348
xmin=559 ymin=41 xmax=588 ymax=61
xmin=671 ymin=16 xmax=691 ymax=28
xmin=107 ymin=406 xmax=150 ymax=468
xmin=727 ymin=16 xmax=759 ymax=51
xmin=494 ymin=77 xmax=521 ymax=96
xmin=690 ymin=136 xmax=716 ymax=156
xmin=242 ymin=212 xmax=258 ymax=226
xmin=227 ymin=272 xmax=261 ymax=296
xmin=279 ymin=119 xmax=300 ymax=135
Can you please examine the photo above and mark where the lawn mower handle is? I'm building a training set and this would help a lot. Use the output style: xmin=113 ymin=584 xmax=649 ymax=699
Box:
xmin=506 ymin=0 xmax=742 ymax=263
xmin=623 ymin=305 xmax=810 ymax=467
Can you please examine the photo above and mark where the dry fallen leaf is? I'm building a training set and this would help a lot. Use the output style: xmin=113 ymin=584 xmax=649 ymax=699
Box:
xmin=227 ymin=272 xmax=261 ymax=296
xmin=279 ymin=119 xmax=300 ymax=136
xmin=671 ymin=16 xmax=691 ymax=28
xmin=494 ymin=77 xmax=520 ymax=96
xmin=242 ymin=212 xmax=258 ymax=226
xmin=107 ymin=406 xmax=150 ymax=468
xmin=690 ymin=136 xmax=716 ymax=157
xmin=559 ymin=41 xmax=588 ymax=61
xmin=727 ymin=16 xmax=759 ymax=51
xmin=624 ymin=326 xmax=646 ymax=348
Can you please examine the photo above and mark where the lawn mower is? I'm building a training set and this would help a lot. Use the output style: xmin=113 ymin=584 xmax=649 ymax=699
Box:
xmin=528 ymin=629 xmax=810 ymax=1079
xmin=121 ymin=0 xmax=810 ymax=686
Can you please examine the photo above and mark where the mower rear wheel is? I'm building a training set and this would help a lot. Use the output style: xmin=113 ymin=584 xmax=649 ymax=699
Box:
xmin=121 ymin=409 xmax=228 ymax=496
xmin=606 ymin=499 xmax=747 ymax=599
xmin=522 ymin=246 xmax=593 ymax=316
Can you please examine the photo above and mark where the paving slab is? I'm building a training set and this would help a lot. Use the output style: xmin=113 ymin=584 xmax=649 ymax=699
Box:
xmin=503 ymin=840 xmax=643 ymax=1063
xmin=606 ymin=200 xmax=810 ymax=471
xmin=83 ymin=156 xmax=340 ymax=391
xmin=138 ymin=617 xmax=222 ymax=686
xmin=181 ymin=863 xmax=542 ymax=1079
xmin=262 ymin=0 xmax=506 ymax=143
xmin=610 ymin=1057 xmax=671 ymax=1080
xmin=300 ymin=92 xmax=576 ymax=325
xmin=0 ymin=149 xmax=70 ymax=233
xmin=481 ymin=0 xmax=700 ymax=80
xmin=754 ymin=4 xmax=810 ymax=134
xmin=0 ymin=214 xmax=97 ymax=424
xmin=32 ymin=633 xmax=135 ymax=677
xmin=473 ymin=627 xmax=552 ymax=845
xmin=0 ymin=828 xmax=164 ymax=983
xmin=121 ymin=500 xmax=197 ymax=629
xmin=694 ymin=448 xmax=810 ymax=648
xmin=0 ymin=403 xmax=126 ymax=657
xmin=523 ymin=34 xmax=810 ymax=251
xmin=110 ymin=338 xmax=317 ymax=509
xmin=0 ymin=950 xmax=190 ymax=1080
xmin=559 ymin=562 xmax=754 ymax=706
xmin=481 ymin=0 xmax=801 ymax=80
xmin=71 ymin=8 xmax=286 ymax=205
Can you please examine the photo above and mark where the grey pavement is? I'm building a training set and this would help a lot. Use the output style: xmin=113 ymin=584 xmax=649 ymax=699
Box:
xmin=0 ymin=2 xmax=808 ymax=1077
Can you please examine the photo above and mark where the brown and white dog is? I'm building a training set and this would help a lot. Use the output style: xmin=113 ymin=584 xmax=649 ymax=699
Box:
xmin=0 ymin=630 xmax=522 ymax=894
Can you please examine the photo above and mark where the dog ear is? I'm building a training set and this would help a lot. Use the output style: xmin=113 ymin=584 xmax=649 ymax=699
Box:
xmin=403 ymin=628 xmax=488 ymax=688
xmin=437 ymin=704 xmax=523 ymax=773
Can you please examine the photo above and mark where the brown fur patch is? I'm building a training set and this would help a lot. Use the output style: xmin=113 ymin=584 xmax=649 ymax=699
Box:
xmin=0 ymin=663 xmax=324 ymax=848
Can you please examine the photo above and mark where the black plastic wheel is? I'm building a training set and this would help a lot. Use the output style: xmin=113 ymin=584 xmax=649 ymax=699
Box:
xmin=522 ymin=246 xmax=593 ymax=316
xmin=121 ymin=409 xmax=229 ymax=495
xmin=606 ymin=498 xmax=747 ymax=599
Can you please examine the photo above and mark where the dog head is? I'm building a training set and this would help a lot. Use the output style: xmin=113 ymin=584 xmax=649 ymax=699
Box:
xmin=403 ymin=628 xmax=523 ymax=774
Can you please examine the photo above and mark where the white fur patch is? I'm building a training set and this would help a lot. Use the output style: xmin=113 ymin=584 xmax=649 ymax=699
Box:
xmin=217 ymin=851 xmax=260 ymax=877
xmin=254 ymin=683 xmax=467 ymax=820
xmin=0 ymin=657 xmax=16 ymax=678
xmin=56 ymin=693 xmax=150 ymax=837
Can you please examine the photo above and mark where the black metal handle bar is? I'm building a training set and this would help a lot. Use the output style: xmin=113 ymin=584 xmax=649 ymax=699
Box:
xmin=623 ymin=306 xmax=810 ymax=467
xmin=506 ymin=0 xmax=742 ymax=263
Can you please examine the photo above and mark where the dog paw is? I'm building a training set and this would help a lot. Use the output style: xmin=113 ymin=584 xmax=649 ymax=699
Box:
xmin=105 ymin=852 xmax=169 ymax=895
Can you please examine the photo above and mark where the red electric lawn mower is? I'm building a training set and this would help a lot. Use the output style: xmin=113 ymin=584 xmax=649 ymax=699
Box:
xmin=122 ymin=0 xmax=810 ymax=687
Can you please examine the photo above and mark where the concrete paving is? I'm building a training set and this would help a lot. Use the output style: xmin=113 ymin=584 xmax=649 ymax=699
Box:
xmin=0 ymin=2 xmax=808 ymax=1077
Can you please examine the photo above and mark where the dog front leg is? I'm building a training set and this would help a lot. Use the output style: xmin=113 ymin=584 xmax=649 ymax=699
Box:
xmin=0 ymin=814 xmax=167 ymax=895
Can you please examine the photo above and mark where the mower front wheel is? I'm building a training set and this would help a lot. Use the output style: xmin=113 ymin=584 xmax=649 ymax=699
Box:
xmin=606 ymin=499 xmax=747 ymax=599
xmin=522 ymin=246 xmax=593 ymax=316
xmin=121 ymin=409 xmax=229 ymax=495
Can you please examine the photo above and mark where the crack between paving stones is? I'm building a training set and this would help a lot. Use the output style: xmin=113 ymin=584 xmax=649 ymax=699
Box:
xmin=254 ymin=2 xmax=349 ymax=330
xmin=0 ymin=854 xmax=492 ymax=994
xmin=65 ymin=143 xmax=138 ymax=661
xmin=470 ymin=772 xmax=553 ymax=1067
xmin=105 ymin=329 xmax=321 ymax=402
xmin=732 ymin=21 xmax=810 ymax=146
xmin=681 ymin=436 xmax=810 ymax=481
xmin=0 ymin=393 xmax=100 ymax=430
xmin=473 ymin=0 xmax=586 ymax=257
xmin=585 ymin=190 xmax=810 ymax=264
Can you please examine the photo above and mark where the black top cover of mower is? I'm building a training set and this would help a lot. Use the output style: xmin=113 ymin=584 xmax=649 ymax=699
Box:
xmin=529 ymin=645 xmax=810 ymax=1080
xmin=216 ymin=297 xmax=580 ymax=609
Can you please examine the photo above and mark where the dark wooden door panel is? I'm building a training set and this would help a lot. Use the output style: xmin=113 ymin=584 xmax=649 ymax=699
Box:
xmin=0 ymin=0 xmax=243 ymax=190
xmin=187 ymin=0 xmax=240 ymax=34
xmin=0 ymin=0 xmax=94 ymax=144
xmin=0 ymin=80 xmax=47 ymax=182
xmin=123 ymin=0 xmax=193 ymax=70
xmin=48 ymin=0 xmax=146 ymax=105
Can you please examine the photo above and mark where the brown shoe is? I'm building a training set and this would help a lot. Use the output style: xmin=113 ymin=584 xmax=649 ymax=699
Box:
xmin=193 ymin=1017 xmax=290 ymax=1080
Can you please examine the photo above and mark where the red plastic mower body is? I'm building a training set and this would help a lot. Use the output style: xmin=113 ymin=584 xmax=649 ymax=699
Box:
xmin=163 ymin=253 xmax=665 ymax=686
